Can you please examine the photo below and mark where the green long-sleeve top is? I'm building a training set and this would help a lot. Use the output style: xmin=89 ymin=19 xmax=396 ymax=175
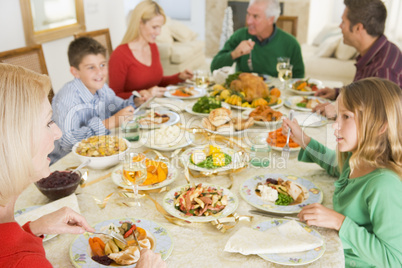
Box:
xmin=299 ymin=138 xmax=402 ymax=268
xmin=210 ymin=27 xmax=305 ymax=78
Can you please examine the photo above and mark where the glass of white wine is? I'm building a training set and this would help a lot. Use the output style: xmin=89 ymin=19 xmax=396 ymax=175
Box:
xmin=276 ymin=57 xmax=290 ymax=74
xmin=277 ymin=63 xmax=293 ymax=90
xmin=194 ymin=70 xmax=210 ymax=89
xmin=122 ymin=152 xmax=147 ymax=207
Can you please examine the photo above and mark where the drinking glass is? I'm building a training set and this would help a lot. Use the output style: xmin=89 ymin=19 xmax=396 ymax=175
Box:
xmin=276 ymin=57 xmax=290 ymax=74
xmin=194 ymin=70 xmax=210 ymax=89
xmin=277 ymin=63 xmax=293 ymax=89
xmin=122 ymin=152 xmax=147 ymax=207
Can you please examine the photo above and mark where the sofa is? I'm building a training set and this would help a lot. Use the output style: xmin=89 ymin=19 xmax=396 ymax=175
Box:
xmin=301 ymin=24 xmax=357 ymax=85
xmin=156 ymin=17 xmax=206 ymax=75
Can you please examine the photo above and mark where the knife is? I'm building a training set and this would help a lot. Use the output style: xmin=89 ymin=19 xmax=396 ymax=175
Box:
xmin=132 ymin=229 xmax=142 ymax=250
xmin=133 ymin=95 xmax=156 ymax=116
xmin=249 ymin=209 xmax=300 ymax=221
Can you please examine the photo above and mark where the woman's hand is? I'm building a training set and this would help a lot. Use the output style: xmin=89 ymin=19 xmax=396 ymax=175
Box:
xmin=282 ymin=117 xmax=311 ymax=149
xmin=29 ymin=207 xmax=95 ymax=236
xmin=178 ymin=69 xmax=193 ymax=80
xmin=136 ymin=248 xmax=166 ymax=268
xmin=298 ymin=203 xmax=346 ymax=231
xmin=147 ymin=86 xmax=167 ymax=98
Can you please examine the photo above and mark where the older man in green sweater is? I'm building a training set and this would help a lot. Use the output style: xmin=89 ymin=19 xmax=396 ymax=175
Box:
xmin=211 ymin=0 xmax=304 ymax=78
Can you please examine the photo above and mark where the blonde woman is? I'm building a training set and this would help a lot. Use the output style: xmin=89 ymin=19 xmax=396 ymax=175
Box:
xmin=0 ymin=64 xmax=166 ymax=268
xmin=109 ymin=0 xmax=193 ymax=99
xmin=283 ymin=78 xmax=402 ymax=267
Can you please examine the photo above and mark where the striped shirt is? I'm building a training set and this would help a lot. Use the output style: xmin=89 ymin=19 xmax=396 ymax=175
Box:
xmin=354 ymin=35 xmax=402 ymax=87
xmin=49 ymin=78 xmax=135 ymax=164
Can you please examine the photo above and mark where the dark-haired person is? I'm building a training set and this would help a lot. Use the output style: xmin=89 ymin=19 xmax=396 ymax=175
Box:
xmin=49 ymin=37 xmax=139 ymax=164
xmin=210 ymin=0 xmax=305 ymax=78
xmin=314 ymin=0 xmax=402 ymax=116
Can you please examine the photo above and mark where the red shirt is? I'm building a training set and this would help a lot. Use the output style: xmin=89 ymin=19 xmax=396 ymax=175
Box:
xmin=0 ymin=222 xmax=52 ymax=268
xmin=108 ymin=43 xmax=182 ymax=99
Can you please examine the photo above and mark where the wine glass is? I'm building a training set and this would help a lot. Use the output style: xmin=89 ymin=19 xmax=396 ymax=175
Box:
xmin=122 ymin=152 xmax=147 ymax=207
xmin=277 ymin=63 xmax=293 ymax=90
xmin=276 ymin=57 xmax=290 ymax=74
xmin=194 ymin=70 xmax=210 ymax=89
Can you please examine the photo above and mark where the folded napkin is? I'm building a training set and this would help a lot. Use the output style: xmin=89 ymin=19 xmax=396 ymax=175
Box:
xmin=15 ymin=193 xmax=80 ymax=225
xmin=224 ymin=220 xmax=323 ymax=255
xmin=151 ymin=98 xmax=186 ymax=112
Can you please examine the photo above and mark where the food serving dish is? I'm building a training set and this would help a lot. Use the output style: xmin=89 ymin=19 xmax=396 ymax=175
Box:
xmin=163 ymin=183 xmax=239 ymax=223
xmin=164 ymin=85 xmax=206 ymax=99
xmin=70 ymin=218 xmax=173 ymax=267
xmin=135 ymin=110 xmax=180 ymax=129
xmin=184 ymin=102 xmax=231 ymax=117
xmin=72 ymin=137 xmax=130 ymax=170
xmin=240 ymin=173 xmax=323 ymax=214
xmin=254 ymin=219 xmax=325 ymax=265
xmin=140 ymin=128 xmax=195 ymax=151
xmin=226 ymin=98 xmax=283 ymax=111
xmin=241 ymin=109 xmax=283 ymax=128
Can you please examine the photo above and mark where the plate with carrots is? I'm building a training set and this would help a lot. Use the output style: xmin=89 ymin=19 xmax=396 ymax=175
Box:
xmin=69 ymin=218 xmax=173 ymax=267
xmin=266 ymin=128 xmax=301 ymax=152
xmin=165 ymin=85 xmax=206 ymax=99
xmin=287 ymin=78 xmax=323 ymax=95
xmin=111 ymin=159 xmax=177 ymax=190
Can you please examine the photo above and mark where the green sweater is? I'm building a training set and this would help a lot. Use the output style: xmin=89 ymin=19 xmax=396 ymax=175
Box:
xmin=298 ymin=138 xmax=402 ymax=268
xmin=210 ymin=27 xmax=305 ymax=78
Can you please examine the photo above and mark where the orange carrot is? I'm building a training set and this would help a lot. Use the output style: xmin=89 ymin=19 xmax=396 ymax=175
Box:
xmin=89 ymin=237 xmax=104 ymax=256
xmin=93 ymin=237 xmax=105 ymax=251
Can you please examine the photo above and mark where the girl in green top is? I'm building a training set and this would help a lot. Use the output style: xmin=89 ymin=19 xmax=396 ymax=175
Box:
xmin=283 ymin=78 xmax=402 ymax=268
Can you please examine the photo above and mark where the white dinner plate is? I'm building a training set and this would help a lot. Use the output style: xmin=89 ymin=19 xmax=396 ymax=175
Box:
xmin=181 ymin=146 xmax=245 ymax=173
xmin=162 ymin=183 xmax=239 ymax=223
xmin=226 ymin=98 xmax=283 ymax=111
xmin=111 ymin=163 xmax=177 ymax=190
xmin=287 ymin=78 xmax=323 ymax=96
xmin=164 ymin=85 xmax=206 ymax=99
xmin=293 ymin=112 xmax=328 ymax=127
xmin=140 ymin=130 xmax=195 ymax=151
xmin=202 ymin=127 xmax=248 ymax=137
xmin=241 ymin=109 xmax=283 ymax=128
xmin=254 ymin=219 xmax=325 ymax=265
xmin=284 ymin=96 xmax=330 ymax=112
xmin=240 ymin=173 xmax=323 ymax=214
xmin=70 ymin=218 xmax=173 ymax=267
xmin=136 ymin=110 xmax=180 ymax=129
xmin=184 ymin=102 xmax=231 ymax=117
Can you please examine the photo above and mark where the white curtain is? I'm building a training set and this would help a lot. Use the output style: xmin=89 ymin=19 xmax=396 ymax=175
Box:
xmin=384 ymin=0 xmax=402 ymax=47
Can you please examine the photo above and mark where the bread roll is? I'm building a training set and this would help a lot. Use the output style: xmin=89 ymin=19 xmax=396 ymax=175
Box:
xmin=209 ymin=107 xmax=232 ymax=127
xmin=232 ymin=117 xmax=254 ymax=131
xmin=216 ymin=123 xmax=234 ymax=133
xmin=202 ymin=117 xmax=216 ymax=131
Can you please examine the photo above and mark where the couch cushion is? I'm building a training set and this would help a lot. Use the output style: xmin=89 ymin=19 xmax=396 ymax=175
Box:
xmin=312 ymin=24 xmax=341 ymax=46
xmin=156 ymin=23 xmax=174 ymax=44
xmin=167 ymin=19 xmax=198 ymax=42
xmin=170 ymin=40 xmax=204 ymax=64
xmin=316 ymin=35 xmax=342 ymax=57
xmin=335 ymin=41 xmax=357 ymax=60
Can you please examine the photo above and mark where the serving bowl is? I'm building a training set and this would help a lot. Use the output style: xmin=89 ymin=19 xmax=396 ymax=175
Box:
xmin=72 ymin=137 xmax=130 ymax=169
xmin=35 ymin=170 xmax=82 ymax=200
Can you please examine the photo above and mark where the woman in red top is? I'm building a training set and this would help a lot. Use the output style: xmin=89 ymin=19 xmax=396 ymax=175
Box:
xmin=108 ymin=0 xmax=193 ymax=100
xmin=0 ymin=64 xmax=166 ymax=268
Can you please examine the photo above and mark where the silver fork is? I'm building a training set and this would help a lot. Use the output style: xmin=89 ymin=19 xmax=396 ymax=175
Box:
xmin=91 ymin=231 xmax=127 ymax=245
xmin=282 ymin=110 xmax=294 ymax=159
xmin=247 ymin=38 xmax=253 ymax=71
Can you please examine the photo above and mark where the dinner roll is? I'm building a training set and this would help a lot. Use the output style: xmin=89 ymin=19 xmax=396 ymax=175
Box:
xmin=209 ymin=107 xmax=232 ymax=127
xmin=202 ymin=117 xmax=216 ymax=131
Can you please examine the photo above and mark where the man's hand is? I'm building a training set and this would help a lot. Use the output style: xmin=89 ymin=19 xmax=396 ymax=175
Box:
xmin=312 ymin=102 xmax=337 ymax=119
xmin=314 ymin=87 xmax=336 ymax=100
xmin=231 ymin=39 xmax=255 ymax=60
xmin=29 ymin=207 xmax=95 ymax=236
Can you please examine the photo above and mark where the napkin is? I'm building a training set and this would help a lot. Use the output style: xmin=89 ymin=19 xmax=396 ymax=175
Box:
xmin=224 ymin=220 xmax=323 ymax=255
xmin=15 ymin=193 xmax=80 ymax=225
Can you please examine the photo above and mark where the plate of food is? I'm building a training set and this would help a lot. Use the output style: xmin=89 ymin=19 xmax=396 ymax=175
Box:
xmin=111 ymin=159 xmax=177 ymax=190
xmin=70 ymin=218 xmax=173 ymax=267
xmin=242 ymin=106 xmax=283 ymax=127
xmin=185 ymin=97 xmax=231 ymax=117
xmin=253 ymin=219 xmax=325 ymax=265
xmin=140 ymin=125 xmax=194 ymax=151
xmin=163 ymin=183 xmax=239 ymax=223
xmin=287 ymin=78 xmax=323 ymax=95
xmin=266 ymin=128 xmax=301 ymax=152
xmin=284 ymin=96 xmax=329 ymax=112
xmin=240 ymin=173 xmax=323 ymax=214
xmin=164 ymin=85 xmax=206 ymax=99
xmin=201 ymin=107 xmax=254 ymax=136
xmin=181 ymin=145 xmax=243 ymax=173
xmin=137 ymin=110 xmax=180 ymax=129
xmin=293 ymin=112 xmax=328 ymax=128
xmin=226 ymin=97 xmax=283 ymax=111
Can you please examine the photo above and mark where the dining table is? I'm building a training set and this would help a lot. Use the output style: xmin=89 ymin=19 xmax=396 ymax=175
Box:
xmin=15 ymin=78 xmax=346 ymax=267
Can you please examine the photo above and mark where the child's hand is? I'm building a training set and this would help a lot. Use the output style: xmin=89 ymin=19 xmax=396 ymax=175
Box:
xmin=282 ymin=117 xmax=311 ymax=149
xmin=103 ymin=106 xmax=134 ymax=129
xmin=297 ymin=203 xmax=346 ymax=231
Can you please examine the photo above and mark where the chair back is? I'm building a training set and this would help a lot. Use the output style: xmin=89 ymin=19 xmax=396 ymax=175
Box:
xmin=0 ymin=44 xmax=54 ymax=103
xmin=276 ymin=16 xmax=298 ymax=37
xmin=74 ymin=28 xmax=113 ymax=60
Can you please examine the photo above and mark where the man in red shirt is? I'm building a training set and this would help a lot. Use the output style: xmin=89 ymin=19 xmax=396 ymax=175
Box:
xmin=314 ymin=0 xmax=401 ymax=117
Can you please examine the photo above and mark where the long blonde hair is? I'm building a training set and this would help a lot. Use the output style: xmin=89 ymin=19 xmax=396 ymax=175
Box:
xmin=0 ymin=63 xmax=51 ymax=206
xmin=337 ymin=78 xmax=402 ymax=177
xmin=121 ymin=0 xmax=166 ymax=44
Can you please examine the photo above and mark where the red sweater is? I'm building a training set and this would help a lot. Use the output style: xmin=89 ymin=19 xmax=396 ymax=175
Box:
xmin=0 ymin=222 xmax=52 ymax=268
xmin=108 ymin=43 xmax=182 ymax=99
